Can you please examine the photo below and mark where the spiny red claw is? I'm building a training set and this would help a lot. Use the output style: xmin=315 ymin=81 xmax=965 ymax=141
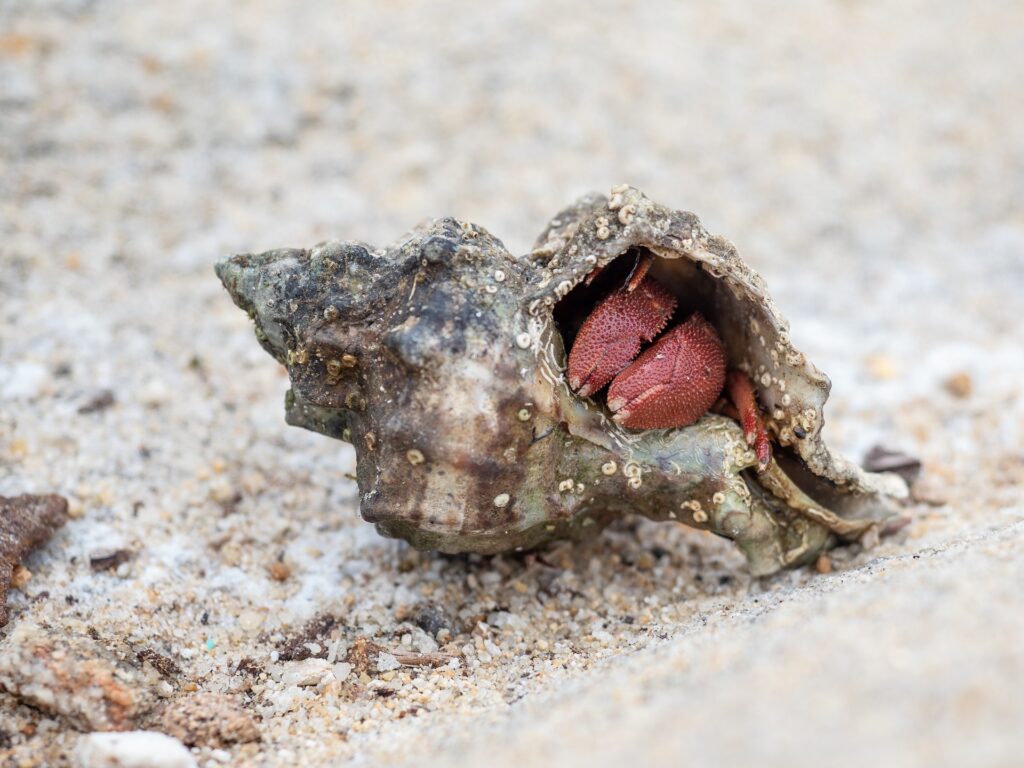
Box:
xmin=727 ymin=370 xmax=772 ymax=470
xmin=568 ymin=263 xmax=774 ymax=467
xmin=567 ymin=277 xmax=676 ymax=397
xmin=607 ymin=313 xmax=727 ymax=430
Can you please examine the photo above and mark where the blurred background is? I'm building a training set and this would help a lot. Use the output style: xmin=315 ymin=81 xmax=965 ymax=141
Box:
xmin=1 ymin=1 xmax=1022 ymax=767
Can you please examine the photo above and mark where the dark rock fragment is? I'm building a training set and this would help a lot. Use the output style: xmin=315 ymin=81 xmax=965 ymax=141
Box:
xmin=277 ymin=613 xmax=339 ymax=661
xmin=0 ymin=494 xmax=68 ymax=626
xmin=413 ymin=603 xmax=451 ymax=637
xmin=89 ymin=548 xmax=134 ymax=572
xmin=863 ymin=445 xmax=923 ymax=485
xmin=77 ymin=388 xmax=116 ymax=414
xmin=0 ymin=620 xmax=160 ymax=730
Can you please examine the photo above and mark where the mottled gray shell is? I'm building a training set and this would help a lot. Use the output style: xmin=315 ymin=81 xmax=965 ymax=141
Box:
xmin=216 ymin=186 xmax=906 ymax=575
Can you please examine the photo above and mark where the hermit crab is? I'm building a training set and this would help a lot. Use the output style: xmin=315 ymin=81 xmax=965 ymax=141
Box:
xmin=216 ymin=186 xmax=906 ymax=575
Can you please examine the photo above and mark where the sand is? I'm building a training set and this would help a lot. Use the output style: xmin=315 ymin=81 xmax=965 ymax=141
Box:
xmin=1 ymin=1 xmax=1022 ymax=766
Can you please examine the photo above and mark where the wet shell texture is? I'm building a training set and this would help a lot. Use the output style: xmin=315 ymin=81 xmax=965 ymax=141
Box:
xmin=216 ymin=186 xmax=907 ymax=576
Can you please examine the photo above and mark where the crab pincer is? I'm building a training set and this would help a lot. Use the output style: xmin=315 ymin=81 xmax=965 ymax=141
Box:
xmin=567 ymin=277 xmax=676 ymax=397
xmin=568 ymin=263 xmax=772 ymax=469
xmin=606 ymin=313 xmax=727 ymax=430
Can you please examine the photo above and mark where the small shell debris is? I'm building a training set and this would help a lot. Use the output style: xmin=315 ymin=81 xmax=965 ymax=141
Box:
xmin=280 ymin=657 xmax=333 ymax=687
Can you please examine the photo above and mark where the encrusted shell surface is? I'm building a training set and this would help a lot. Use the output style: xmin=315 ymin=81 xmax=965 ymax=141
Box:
xmin=216 ymin=186 xmax=906 ymax=575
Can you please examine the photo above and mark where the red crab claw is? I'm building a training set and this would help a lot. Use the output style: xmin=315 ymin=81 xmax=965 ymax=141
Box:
xmin=606 ymin=313 xmax=727 ymax=430
xmin=567 ymin=277 xmax=676 ymax=397
xmin=726 ymin=370 xmax=772 ymax=470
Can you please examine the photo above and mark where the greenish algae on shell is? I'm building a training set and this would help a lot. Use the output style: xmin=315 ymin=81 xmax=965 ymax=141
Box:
xmin=216 ymin=186 xmax=907 ymax=575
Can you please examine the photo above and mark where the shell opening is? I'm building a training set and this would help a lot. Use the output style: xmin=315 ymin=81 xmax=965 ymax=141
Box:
xmin=553 ymin=245 xmax=875 ymax=543
xmin=554 ymin=247 xmax=733 ymax=416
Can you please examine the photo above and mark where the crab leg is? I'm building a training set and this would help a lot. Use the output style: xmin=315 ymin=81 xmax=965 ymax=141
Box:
xmin=711 ymin=397 xmax=740 ymax=422
xmin=623 ymin=253 xmax=654 ymax=292
xmin=727 ymin=370 xmax=772 ymax=471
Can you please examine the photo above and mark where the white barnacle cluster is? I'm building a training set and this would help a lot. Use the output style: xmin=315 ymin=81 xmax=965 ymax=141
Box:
xmin=623 ymin=461 xmax=643 ymax=490
xmin=286 ymin=347 xmax=309 ymax=366
xmin=606 ymin=184 xmax=635 ymax=222
xmin=554 ymin=280 xmax=574 ymax=300
xmin=723 ymin=438 xmax=757 ymax=475
xmin=680 ymin=499 xmax=709 ymax=524
xmin=554 ymin=478 xmax=586 ymax=497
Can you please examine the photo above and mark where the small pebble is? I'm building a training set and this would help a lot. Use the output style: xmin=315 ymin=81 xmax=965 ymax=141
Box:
xmin=332 ymin=662 xmax=353 ymax=681
xmin=864 ymin=354 xmax=899 ymax=381
xmin=11 ymin=564 xmax=31 ymax=590
xmin=863 ymin=445 xmax=923 ymax=485
xmin=944 ymin=371 xmax=973 ymax=398
xmin=76 ymin=731 xmax=196 ymax=768
xmin=77 ymin=388 xmax=116 ymax=414
xmin=209 ymin=479 xmax=237 ymax=505
xmin=138 ymin=380 xmax=170 ymax=407
xmin=414 ymin=604 xmax=450 ymax=637
xmin=238 ymin=610 xmax=263 ymax=634
xmin=280 ymin=658 xmax=332 ymax=687
xmin=268 ymin=560 xmax=292 ymax=582
xmin=911 ymin=475 xmax=949 ymax=506
xmin=0 ymin=362 xmax=48 ymax=399
xmin=160 ymin=692 xmax=260 ymax=748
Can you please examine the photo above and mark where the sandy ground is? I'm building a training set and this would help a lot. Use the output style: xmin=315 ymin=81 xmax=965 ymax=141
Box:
xmin=1 ymin=1 xmax=1023 ymax=766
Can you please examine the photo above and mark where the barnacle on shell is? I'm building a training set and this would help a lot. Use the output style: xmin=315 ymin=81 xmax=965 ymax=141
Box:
xmin=216 ymin=186 xmax=907 ymax=575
